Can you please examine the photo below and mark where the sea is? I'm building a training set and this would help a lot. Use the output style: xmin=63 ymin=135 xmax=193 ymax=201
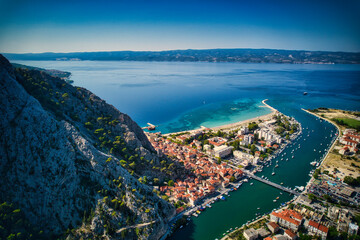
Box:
xmin=12 ymin=60 xmax=360 ymax=239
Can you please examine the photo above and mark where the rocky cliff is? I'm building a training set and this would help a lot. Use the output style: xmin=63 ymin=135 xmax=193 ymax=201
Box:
xmin=0 ymin=55 xmax=177 ymax=239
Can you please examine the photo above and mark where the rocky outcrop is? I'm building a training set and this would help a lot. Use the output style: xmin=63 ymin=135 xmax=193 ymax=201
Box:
xmin=0 ymin=55 xmax=175 ymax=239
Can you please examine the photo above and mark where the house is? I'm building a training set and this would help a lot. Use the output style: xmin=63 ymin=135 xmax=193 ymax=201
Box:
xmin=243 ymin=228 xmax=258 ymax=240
xmin=270 ymin=209 xmax=303 ymax=232
xmin=298 ymin=195 xmax=312 ymax=205
xmin=348 ymin=223 xmax=359 ymax=236
xmin=208 ymin=137 xmax=227 ymax=147
xmin=307 ymin=220 xmax=328 ymax=240
xmin=267 ymin=222 xmax=280 ymax=234
xmin=257 ymin=228 xmax=270 ymax=238
xmin=284 ymin=229 xmax=297 ymax=240
xmin=273 ymin=234 xmax=287 ymax=240
xmin=339 ymin=146 xmax=350 ymax=155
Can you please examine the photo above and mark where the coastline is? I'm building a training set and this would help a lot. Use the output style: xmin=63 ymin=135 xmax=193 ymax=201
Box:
xmin=162 ymin=100 xmax=303 ymax=240
xmin=164 ymin=99 xmax=276 ymax=136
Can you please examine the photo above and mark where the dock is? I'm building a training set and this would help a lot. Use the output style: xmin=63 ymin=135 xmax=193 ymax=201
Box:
xmin=142 ymin=123 xmax=156 ymax=130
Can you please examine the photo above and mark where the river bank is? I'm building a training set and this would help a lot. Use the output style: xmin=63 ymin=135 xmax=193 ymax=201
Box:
xmin=217 ymin=109 xmax=338 ymax=240
xmin=301 ymin=108 xmax=341 ymax=193
xmin=160 ymin=100 xmax=301 ymax=239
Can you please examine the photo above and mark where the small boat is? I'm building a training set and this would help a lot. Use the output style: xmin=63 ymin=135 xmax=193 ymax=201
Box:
xmin=250 ymin=182 xmax=254 ymax=185
xmin=220 ymin=196 xmax=226 ymax=200
xmin=303 ymin=92 xmax=308 ymax=95
xmin=273 ymin=199 xmax=277 ymax=202
xmin=276 ymin=197 xmax=279 ymax=200
xmin=272 ymin=172 xmax=275 ymax=175
xmin=275 ymin=164 xmax=279 ymax=168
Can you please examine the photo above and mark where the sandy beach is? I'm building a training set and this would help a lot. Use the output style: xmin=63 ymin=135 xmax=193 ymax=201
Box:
xmin=164 ymin=99 xmax=277 ymax=136
xmin=210 ymin=99 xmax=277 ymax=132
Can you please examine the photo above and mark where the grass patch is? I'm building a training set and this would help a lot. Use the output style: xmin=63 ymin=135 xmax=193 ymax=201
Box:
xmin=332 ymin=118 xmax=360 ymax=130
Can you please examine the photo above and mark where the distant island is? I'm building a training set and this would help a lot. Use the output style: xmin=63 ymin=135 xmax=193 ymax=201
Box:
xmin=3 ymin=48 xmax=360 ymax=64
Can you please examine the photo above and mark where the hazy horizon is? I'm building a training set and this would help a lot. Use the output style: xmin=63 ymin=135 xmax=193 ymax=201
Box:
xmin=3 ymin=47 xmax=360 ymax=55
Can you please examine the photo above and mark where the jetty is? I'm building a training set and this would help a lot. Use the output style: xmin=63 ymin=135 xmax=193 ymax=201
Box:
xmin=142 ymin=123 xmax=156 ymax=130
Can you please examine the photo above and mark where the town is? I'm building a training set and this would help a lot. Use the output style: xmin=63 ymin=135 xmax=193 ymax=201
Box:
xmin=149 ymin=109 xmax=360 ymax=240
xmin=222 ymin=112 xmax=360 ymax=240
xmin=146 ymin=111 xmax=301 ymax=220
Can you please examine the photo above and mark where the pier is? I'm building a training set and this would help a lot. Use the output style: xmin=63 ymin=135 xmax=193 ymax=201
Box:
xmin=244 ymin=170 xmax=300 ymax=196
xmin=142 ymin=123 xmax=156 ymax=130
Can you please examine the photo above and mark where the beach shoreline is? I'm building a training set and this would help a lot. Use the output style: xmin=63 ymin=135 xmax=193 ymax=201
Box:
xmin=163 ymin=99 xmax=276 ymax=136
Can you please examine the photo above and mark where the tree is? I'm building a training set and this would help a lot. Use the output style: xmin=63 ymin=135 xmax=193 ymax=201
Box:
xmin=153 ymin=178 xmax=159 ymax=185
xmin=168 ymin=180 xmax=174 ymax=187
xmin=344 ymin=176 xmax=360 ymax=186
xmin=308 ymin=193 xmax=316 ymax=201
xmin=129 ymin=162 xmax=136 ymax=169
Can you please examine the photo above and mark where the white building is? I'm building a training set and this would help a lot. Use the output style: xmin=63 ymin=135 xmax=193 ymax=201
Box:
xmin=238 ymin=127 xmax=249 ymax=135
xmin=233 ymin=150 xmax=254 ymax=160
xmin=243 ymin=228 xmax=258 ymax=240
xmin=349 ymin=223 xmax=359 ymax=236
xmin=214 ymin=145 xmax=233 ymax=158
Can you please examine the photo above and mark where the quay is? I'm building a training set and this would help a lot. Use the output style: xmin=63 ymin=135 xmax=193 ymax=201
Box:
xmin=142 ymin=122 xmax=156 ymax=130
xmin=243 ymin=170 xmax=300 ymax=196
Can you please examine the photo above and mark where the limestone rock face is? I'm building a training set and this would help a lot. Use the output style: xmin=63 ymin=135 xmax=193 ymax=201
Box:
xmin=0 ymin=55 xmax=175 ymax=239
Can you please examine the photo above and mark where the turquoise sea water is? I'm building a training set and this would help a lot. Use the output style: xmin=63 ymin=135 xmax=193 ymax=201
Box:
xmin=14 ymin=61 xmax=360 ymax=133
xmin=12 ymin=60 xmax=360 ymax=239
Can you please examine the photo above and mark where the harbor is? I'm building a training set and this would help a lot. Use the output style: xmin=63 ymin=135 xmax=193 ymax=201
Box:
xmin=171 ymin=103 xmax=338 ymax=240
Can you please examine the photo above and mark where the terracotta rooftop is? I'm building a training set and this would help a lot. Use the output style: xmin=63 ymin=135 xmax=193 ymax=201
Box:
xmin=271 ymin=209 xmax=302 ymax=226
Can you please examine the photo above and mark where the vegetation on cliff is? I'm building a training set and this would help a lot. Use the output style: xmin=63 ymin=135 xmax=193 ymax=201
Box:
xmin=0 ymin=55 xmax=187 ymax=239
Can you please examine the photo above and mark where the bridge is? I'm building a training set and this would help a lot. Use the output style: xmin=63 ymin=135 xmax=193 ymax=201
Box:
xmin=244 ymin=170 xmax=300 ymax=196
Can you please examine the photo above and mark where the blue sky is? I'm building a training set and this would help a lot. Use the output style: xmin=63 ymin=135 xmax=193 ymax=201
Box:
xmin=0 ymin=0 xmax=359 ymax=53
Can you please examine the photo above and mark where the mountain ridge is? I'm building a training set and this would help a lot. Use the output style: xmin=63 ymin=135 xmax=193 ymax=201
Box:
xmin=0 ymin=54 xmax=178 ymax=239
xmin=4 ymin=48 xmax=360 ymax=64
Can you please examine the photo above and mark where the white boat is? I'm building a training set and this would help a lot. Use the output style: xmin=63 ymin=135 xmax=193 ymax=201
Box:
xmin=250 ymin=182 xmax=254 ymax=185
xmin=272 ymin=172 xmax=275 ymax=175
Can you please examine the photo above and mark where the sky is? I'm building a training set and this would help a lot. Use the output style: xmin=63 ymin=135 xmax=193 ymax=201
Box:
xmin=0 ymin=0 xmax=359 ymax=53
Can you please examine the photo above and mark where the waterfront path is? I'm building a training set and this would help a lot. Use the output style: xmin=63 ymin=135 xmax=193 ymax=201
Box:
xmin=244 ymin=170 xmax=300 ymax=196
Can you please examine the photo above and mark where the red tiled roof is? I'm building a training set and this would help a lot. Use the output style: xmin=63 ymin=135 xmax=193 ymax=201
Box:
xmin=285 ymin=229 xmax=296 ymax=238
xmin=309 ymin=220 xmax=328 ymax=233
xmin=271 ymin=209 xmax=302 ymax=226
xmin=268 ymin=222 xmax=279 ymax=229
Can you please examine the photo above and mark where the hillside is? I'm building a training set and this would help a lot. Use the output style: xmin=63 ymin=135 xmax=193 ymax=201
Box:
xmin=0 ymin=55 xmax=182 ymax=239
xmin=4 ymin=48 xmax=360 ymax=64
